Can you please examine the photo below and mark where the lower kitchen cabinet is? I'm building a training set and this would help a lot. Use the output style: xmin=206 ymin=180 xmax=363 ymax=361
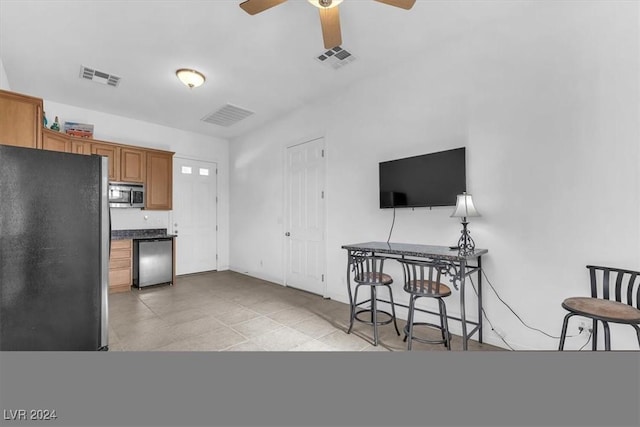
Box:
xmin=109 ymin=239 xmax=132 ymax=293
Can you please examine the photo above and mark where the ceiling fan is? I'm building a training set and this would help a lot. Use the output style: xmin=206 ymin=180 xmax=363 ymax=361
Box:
xmin=239 ymin=0 xmax=416 ymax=49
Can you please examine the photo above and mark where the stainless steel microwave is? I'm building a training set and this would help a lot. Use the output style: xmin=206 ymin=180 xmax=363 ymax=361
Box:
xmin=108 ymin=182 xmax=145 ymax=208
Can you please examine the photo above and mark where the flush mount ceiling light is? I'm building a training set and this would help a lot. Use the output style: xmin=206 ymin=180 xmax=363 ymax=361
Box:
xmin=239 ymin=0 xmax=415 ymax=49
xmin=176 ymin=68 xmax=206 ymax=89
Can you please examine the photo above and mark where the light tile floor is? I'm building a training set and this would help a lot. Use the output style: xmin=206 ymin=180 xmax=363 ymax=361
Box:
xmin=108 ymin=271 xmax=501 ymax=352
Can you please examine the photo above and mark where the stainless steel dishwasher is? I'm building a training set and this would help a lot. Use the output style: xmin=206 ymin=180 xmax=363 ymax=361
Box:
xmin=133 ymin=238 xmax=173 ymax=288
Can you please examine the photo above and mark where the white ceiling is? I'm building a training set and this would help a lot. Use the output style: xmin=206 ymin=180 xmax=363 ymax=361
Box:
xmin=0 ymin=0 xmax=536 ymax=140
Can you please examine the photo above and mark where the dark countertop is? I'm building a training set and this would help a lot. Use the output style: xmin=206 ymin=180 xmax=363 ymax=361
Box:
xmin=111 ymin=228 xmax=176 ymax=240
xmin=341 ymin=241 xmax=487 ymax=261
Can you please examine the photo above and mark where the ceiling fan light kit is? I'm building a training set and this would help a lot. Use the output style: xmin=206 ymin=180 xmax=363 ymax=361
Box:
xmin=308 ymin=0 xmax=343 ymax=9
xmin=176 ymin=68 xmax=206 ymax=89
xmin=239 ymin=0 xmax=415 ymax=49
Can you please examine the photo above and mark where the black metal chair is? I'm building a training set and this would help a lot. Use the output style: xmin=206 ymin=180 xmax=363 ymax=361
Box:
xmin=347 ymin=253 xmax=400 ymax=346
xmin=559 ymin=265 xmax=640 ymax=351
xmin=398 ymin=258 xmax=452 ymax=350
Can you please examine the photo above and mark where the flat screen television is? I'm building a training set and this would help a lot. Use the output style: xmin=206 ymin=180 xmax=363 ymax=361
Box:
xmin=379 ymin=147 xmax=466 ymax=208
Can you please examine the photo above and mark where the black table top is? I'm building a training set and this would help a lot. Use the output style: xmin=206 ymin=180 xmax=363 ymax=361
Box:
xmin=341 ymin=241 xmax=488 ymax=261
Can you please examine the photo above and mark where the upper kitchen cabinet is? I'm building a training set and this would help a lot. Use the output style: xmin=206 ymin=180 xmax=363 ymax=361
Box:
xmin=42 ymin=129 xmax=71 ymax=153
xmin=71 ymin=138 xmax=91 ymax=155
xmin=0 ymin=89 xmax=43 ymax=149
xmin=90 ymin=141 xmax=121 ymax=181
xmin=146 ymin=150 xmax=173 ymax=210
xmin=120 ymin=147 xmax=146 ymax=183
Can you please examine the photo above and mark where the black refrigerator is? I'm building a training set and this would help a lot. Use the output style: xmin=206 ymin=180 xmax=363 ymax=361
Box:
xmin=0 ymin=145 xmax=109 ymax=351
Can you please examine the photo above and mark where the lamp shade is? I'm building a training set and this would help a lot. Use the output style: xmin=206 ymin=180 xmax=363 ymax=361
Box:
xmin=176 ymin=68 xmax=205 ymax=88
xmin=451 ymin=192 xmax=480 ymax=218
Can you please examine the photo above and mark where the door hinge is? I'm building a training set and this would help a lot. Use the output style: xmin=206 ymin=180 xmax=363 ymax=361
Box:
xmin=321 ymin=190 xmax=324 ymax=199
xmin=216 ymin=254 xmax=218 ymax=260
xmin=216 ymin=196 xmax=218 ymax=203
xmin=216 ymin=225 xmax=218 ymax=231
xmin=321 ymin=149 xmax=324 ymax=157
xmin=321 ymin=274 xmax=324 ymax=282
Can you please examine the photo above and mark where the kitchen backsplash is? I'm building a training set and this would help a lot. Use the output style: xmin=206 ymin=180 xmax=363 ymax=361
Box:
xmin=110 ymin=208 xmax=170 ymax=231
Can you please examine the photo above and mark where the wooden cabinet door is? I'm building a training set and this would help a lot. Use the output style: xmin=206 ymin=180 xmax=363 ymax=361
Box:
xmin=71 ymin=139 xmax=91 ymax=155
xmin=120 ymin=147 xmax=146 ymax=183
xmin=109 ymin=239 xmax=132 ymax=293
xmin=0 ymin=89 xmax=43 ymax=149
xmin=146 ymin=151 xmax=173 ymax=210
xmin=90 ymin=141 xmax=120 ymax=181
xmin=42 ymin=129 xmax=71 ymax=152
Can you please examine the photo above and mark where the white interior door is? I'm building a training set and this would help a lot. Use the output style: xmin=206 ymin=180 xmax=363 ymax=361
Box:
xmin=285 ymin=138 xmax=326 ymax=296
xmin=172 ymin=157 xmax=218 ymax=275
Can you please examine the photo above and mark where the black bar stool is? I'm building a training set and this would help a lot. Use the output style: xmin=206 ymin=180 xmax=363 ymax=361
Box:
xmin=398 ymin=258 xmax=452 ymax=350
xmin=347 ymin=253 xmax=400 ymax=346
xmin=559 ymin=265 xmax=640 ymax=350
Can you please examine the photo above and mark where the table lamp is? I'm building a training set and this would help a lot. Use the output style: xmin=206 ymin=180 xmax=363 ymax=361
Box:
xmin=450 ymin=192 xmax=480 ymax=254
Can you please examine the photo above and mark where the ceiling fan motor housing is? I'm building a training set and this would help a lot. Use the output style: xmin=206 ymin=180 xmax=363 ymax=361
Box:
xmin=240 ymin=0 xmax=415 ymax=49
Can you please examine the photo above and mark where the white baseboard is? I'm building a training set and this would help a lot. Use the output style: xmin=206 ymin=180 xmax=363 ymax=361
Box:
xmin=228 ymin=266 xmax=284 ymax=287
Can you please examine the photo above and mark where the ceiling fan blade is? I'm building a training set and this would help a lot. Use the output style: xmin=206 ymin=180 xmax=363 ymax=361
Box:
xmin=319 ymin=6 xmax=342 ymax=49
xmin=239 ymin=0 xmax=287 ymax=15
xmin=373 ymin=0 xmax=416 ymax=10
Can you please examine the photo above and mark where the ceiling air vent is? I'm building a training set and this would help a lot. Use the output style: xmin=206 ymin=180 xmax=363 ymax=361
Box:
xmin=80 ymin=65 xmax=121 ymax=87
xmin=315 ymin=46 xmax=355 ymax=70
xmin=202 ymin=104 xmax=255 ymax=127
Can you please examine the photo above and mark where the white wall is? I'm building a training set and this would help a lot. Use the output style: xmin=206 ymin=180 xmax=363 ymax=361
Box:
xmin=230 ymin=2 xmax=640 ymax=350
xmin=0 ymin=57 xmax=11 ymax=90
xmin=44 ymin=100 xmax=231 ymax=270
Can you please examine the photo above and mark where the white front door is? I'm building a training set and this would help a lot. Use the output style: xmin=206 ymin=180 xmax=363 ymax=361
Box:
xmin=285 ymin=137 xmax=326 ymax=296
xmin=172 ymin=157 xmax=218 ymax=275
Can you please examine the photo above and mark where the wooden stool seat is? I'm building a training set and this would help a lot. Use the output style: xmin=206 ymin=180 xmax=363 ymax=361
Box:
xmin=559 ymin=265 xmax=640 ymax=351
xmin=562 ymin=297 xmax=640 ymax=324
xmin=407 ymin=280 xmax=452 ymax=297
xmin=356 ymin=272 xmax=393 ymax=285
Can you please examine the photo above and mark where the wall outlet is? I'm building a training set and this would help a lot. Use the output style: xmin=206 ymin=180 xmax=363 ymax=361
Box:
xmin=577 ymin=320 xmax=588 ymax=333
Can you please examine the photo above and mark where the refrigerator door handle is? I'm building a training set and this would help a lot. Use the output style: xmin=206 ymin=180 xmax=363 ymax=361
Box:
xmin=100 ymin=156 xmax=110 ymax=350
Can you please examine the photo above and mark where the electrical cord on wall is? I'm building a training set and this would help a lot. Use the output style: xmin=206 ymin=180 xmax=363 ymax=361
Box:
xmin=578 ymin=331 xmax=593 ymax=350
xmin=475 ymin=299 xmax=516 ymax=351
xmin=465 ymin=276 xmax=516 ymax=350
xmin=386 ymin=207 xmax=396 ymax=244
xmin=468 ymin=271 xmax=580 ymax=341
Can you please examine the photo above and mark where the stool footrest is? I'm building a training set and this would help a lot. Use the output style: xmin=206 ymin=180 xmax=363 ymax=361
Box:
xmin=403 ymin=323 xmax=451 ymax=346
xmin=354 ymin=308 xmax=395 ymax=326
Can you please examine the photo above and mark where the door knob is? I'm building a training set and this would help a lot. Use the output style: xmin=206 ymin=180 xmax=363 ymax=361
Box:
xmin=285 ymin=232 xmax=290 ymax=237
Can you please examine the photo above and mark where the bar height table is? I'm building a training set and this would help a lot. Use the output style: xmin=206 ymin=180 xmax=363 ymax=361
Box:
xmin=341 ymin=242 xmax=488 ymax=350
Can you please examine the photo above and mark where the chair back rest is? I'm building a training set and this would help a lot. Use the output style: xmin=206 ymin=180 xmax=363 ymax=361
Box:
xmin=587 ymin=265 xmax=640 ymax=308
xmin=398 ymin=258 xmax=449 ymax=296
xmin=350 ymin=253 xmax=388 ymax=284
